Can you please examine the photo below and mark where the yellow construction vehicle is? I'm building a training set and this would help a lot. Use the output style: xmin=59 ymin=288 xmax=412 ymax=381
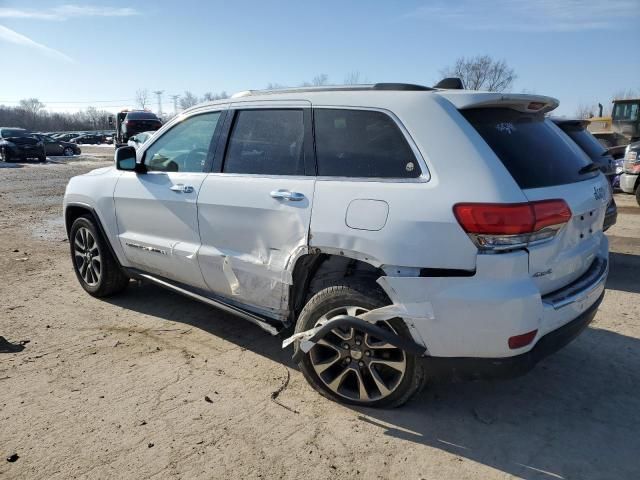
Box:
xmin=587 ymin=98 xmax=640 ymax=148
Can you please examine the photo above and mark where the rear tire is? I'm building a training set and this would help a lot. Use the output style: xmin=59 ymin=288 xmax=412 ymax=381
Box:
xmin=294 ymin=281 xmax=425 ymax=408
xmin=69 ymin=215 xmax=129 ymax=297
xmin=63 ymin=147 xmax=74 ymax=157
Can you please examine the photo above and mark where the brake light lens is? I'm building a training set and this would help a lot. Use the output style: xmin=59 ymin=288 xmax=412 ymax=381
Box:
xmin=527 ymin=101 xmax=546 ymax=111
xmin=453 ymin=200 xmax=571 ymax=251
xmin=508 ymin=329 xmax=537 ymax=349
xmin=531 ymin=200 xmax=572 ymax=230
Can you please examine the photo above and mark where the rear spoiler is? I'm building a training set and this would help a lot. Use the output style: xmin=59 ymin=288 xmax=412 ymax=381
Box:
xmin=437 ymin=92 xmax=560 ymax=114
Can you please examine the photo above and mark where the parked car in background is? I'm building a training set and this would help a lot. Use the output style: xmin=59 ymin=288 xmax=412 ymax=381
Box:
xmin=0 ymin=127 xmax=46 ymax=162
xmin=33 ymin=134 xmax=81 ymax=157
xmin=111 ymin=110 xmax=162 ymax=147
xmin=552 ymin=118 xmax=617 ymax=229
xmin=71 ymin=134 xmax=103 ymax=145
xmin=552 ymin=119 xmax=616 ymax=180
xmin=127 ymin=131 xmax=155 ymax=149
xmin=619 ymin=141 xmax=640 ymax=206
xmin=53 ymin=133 xmax=82 ymax=142
xmin=65 ymin=83 xmax=611 ymax=407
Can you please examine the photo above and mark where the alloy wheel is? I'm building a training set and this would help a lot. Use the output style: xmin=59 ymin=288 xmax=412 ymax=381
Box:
xmin=73 ymin=227 xmax=101 ymax=286
xmin=309 ymin=306 xmax=407 ymax=403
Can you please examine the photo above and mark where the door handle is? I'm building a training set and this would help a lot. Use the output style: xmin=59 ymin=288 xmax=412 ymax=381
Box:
xmin=170 ymin=184 xmax=194 ymax=193
xmin=270 ymin=189 xmax=305 ymax=201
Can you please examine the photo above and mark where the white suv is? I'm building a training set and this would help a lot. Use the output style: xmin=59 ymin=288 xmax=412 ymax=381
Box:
xmin=63 ymin=82 xmax=610 ymax=407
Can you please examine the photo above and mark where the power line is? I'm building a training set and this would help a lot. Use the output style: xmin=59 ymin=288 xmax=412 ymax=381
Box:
xmin=170 ymin=94 xmax=180 ymax=115
xmin=153 ymin=90 xmax=164 ymax=116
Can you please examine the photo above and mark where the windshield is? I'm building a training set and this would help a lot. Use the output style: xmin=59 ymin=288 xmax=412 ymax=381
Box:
xmin=462 ymin=108 xmax=598 ymax=189
xmin=612 ymin=102 xmax=639 ymax=122
xmin=0 ymin=128 xmax=28 ymax=138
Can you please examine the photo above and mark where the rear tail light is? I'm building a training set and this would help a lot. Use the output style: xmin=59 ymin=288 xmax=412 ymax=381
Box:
xmin=508 ymin=330 xmax=537 ymax=349
xmin=453 ymin=200 xmax=571 ymax=251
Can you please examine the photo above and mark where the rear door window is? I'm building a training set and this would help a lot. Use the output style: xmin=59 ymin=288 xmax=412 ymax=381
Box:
xmin=223 ymin=109 xmax=305 ymax=175
xmin=462 ymin=108 xmax=598 ymax=189
xmin=314 ymin=109 xmax=420 ymax=178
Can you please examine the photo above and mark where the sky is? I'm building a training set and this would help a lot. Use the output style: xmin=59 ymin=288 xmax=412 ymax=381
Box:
xmin=0 ymin=0 xmax=638 ymax=116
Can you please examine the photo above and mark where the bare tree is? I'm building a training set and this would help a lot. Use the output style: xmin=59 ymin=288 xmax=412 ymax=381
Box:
xmin=135 ymin=89 xmax=150 ymax=109
xmin=441 ymin=55 xmax=517 ymax=92
xmin=202 ymin=91 xmax=229 ymax=101
xmin=266 ymin=82 xmax=287 ymax=90
xmin=575 ymin=103 xmax=596 ymax=119
xmin=179 ymin=91 xmax=199 ymax=110
xmin=343 ymin=71 xmax=368 ymax=85
xmin=19 ymin=98 xmax=45 ymax=117
xmin=0 ymin=101 xmax=112 ymax=131
xmin=312 ymin=74 xmax=329 ymax=86
xmin=612 ymin=89 xmax=639 ymax=101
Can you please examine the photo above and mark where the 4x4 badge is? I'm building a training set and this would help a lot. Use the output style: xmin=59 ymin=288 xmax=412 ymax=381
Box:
xmin=533 ymin=268 xmax=552 ymax=278
xmin=593 ymin=185 xmax=605 ymax=200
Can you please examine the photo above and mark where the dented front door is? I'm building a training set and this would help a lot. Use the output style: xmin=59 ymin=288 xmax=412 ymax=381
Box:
xmin=196 ymin=103 xmax=314 ymax=318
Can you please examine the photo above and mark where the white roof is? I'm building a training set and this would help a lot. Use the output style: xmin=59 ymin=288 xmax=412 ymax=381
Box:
xmin=189 ymin=85 xmax=559 ymax=114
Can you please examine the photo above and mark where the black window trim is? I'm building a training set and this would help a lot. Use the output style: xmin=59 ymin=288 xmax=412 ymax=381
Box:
xmin=213 ymin=106 xmax=314 ymax=177
xmin=139 ymin=108 xmax=228 ymax=174
xmin=311 ymin=105 xmax=430 ymax=183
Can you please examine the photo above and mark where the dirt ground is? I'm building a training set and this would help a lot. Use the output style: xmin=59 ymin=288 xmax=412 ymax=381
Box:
xmin=1 ymin=148 xmax=639 ymax=480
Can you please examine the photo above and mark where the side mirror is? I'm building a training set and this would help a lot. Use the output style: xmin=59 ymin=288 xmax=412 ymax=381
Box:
xmin=115 ymin=146 xmax=143 ymax=172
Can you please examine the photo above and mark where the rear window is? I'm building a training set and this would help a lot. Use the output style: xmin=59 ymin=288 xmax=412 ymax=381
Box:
xmin=125 ymin=112 xmax=159 ymax=121
xmin=1 ymin=128 xmax=28 ymax=138
xmin=462 ymin=108 xmax=598 ymax=189
xmin=314 ymin=109 xmax=420 ymax=178
xmin=562 ymin=126 xmax=607 ymax=160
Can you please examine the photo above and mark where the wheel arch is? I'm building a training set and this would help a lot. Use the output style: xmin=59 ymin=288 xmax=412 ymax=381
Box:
xmin=65 ymin=203 xmax=123 ymax=268
xmin=288 ymin=251 xmax=387 ymax=322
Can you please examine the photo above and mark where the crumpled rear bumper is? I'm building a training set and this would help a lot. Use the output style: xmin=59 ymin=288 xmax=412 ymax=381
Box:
xmin=424 ymin=292 xmax=603 ymax=380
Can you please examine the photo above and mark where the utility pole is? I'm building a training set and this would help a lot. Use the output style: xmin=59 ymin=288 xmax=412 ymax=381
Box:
xmin=170 ymin=94 xmax=180 ymax=115
xmin=152 ymin=90 xmax=164 ymax=116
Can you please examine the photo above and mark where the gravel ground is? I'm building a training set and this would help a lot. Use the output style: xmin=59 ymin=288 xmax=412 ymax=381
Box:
xmin=1 ymin=152 xmax=639 ymax=479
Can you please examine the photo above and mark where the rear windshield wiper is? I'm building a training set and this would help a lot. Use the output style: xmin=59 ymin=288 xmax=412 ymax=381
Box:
xmin=578 ymin=163 xmax=601 ymax=175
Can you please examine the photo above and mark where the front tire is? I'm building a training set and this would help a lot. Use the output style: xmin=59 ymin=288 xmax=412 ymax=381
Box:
xmin=69 ymin=215 xmax=129 ymax=297
xmin=294 ymin=282 xmax=424 ymax=408
xmin=63 ymin=147 xmax=74 ymax=157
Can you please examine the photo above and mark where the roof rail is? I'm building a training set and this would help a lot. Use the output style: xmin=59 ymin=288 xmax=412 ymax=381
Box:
xmin=231 ymin=85 xmax=373 ymax=98
xmin=372 ymin=83 xmax=433 ymax=91
xmin=230 ymin=83 xmax=434 ymax=98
